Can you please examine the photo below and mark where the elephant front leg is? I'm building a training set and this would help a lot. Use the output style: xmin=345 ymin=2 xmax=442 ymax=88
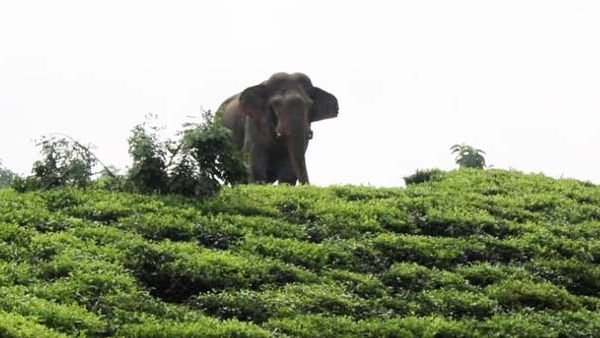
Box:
xmin=276 ymin=157 xmax=298 ymax=185
xmin=286 ymin=136 xmax=310 ymax=185
xmin=248 ymin=145 xmax=269 ymax=183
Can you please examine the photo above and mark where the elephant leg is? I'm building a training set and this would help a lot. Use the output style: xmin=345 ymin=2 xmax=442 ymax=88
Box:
xmin=276 ymin=157 xmax=298 ymax=185
xmin=248 ymin=145 xmax=269 ymax=183
xmin=286 ymin=136 xmax=309 ymax=185
xmin=266 ymin=163 xmax=279 ymax=183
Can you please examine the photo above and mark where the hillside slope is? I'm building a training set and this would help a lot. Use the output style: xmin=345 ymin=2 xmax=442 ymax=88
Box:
xmin=1 ymin=169 xmax=599 ymax=337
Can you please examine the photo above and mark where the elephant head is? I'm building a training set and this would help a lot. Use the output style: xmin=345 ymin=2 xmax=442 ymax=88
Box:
xmin=237 ymin=72 xmax=338 ymax=184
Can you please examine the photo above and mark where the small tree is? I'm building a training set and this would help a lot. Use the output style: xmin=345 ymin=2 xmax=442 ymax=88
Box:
xmin=92 ymin=166 xmax=126 ymax=191
xmin=450 ymin=143 xmax=486 ymax=169
xmin=28 ymin=136 xmax=97 ymax=189
xmin=168 ymin=110 xmax=246 ymax=197
xmin=125 ymin=111 xmax=247 ymax=197
xmin=126 ymin=115 xmax=169 ymax=194
xmin=0 ymin=161 xmax=17 ymax=188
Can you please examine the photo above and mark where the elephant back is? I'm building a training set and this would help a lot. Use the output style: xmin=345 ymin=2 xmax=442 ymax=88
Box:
xmin=217 ymin=94 xmax=246 ymax=150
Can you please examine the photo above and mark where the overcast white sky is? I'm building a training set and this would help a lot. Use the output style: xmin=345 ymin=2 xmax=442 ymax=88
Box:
xmin=1 ymin=1 xmax=599 ymax=186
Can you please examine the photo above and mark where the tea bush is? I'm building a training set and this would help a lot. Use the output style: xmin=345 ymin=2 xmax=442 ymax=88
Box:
xmin=0 ymin=310 xmax=67 ymax=338
xmin=0 ymin=169 xmax=599 ymax=336
xmin=382 ymin=262 xmax=466 ymax=292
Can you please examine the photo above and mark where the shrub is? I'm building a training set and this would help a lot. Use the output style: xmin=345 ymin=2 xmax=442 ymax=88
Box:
xmin=173 ymin=109 xmax=247 ymax=196
xmin=0 ymin=262 xmax=36 ymax=287
xmin=126 ymin=111 xmax=246 ymax=198
xmin=405 ymin=205 xmax=516 ymax=238
xmin=125 ymin=241 xmax=317 ymax=302
xmin=382 ymin=262 xmax=466 ymax=292
xmin=264 ymin=315 xmax=471 ymax=338
xmin=0 ymin=286 xmax=106 ymax=336
xmin=10 ymin=176 xmax=40 ymax=193
xmin=0 ymin=310 xmax=67 ymax=338
xmin=451 ymin=143 xmax=486 ymax=169
xmin=528 ymin=259 xmax=600 ymax=296
xmin=404 ymin=168 xmax=445 ymax=186
xmin=241 ymin=236 xmax=360 ymax=272
xmin=119 ymin=213 xmax=244 ymax=248
xmin=193 ymin=283 xmax=365 ymax=323
xmin=417 ymin=289 xmax=499 ymax=318
xmin=126 ymin=117 xmax=170 ymax=194
xmin=17 ymin=136 xmax=98 ymax=191
xmin=0 ymin=163 xmax=17 ymax=188
xmin=473 ymin=311 xmax=600 ymax=338
xmin=372 ymin=233 xmax=467 ymax=268
xmin=65 ymin=199 xmax=132 ymax=224
xmin=41 ymin=189 xmax=82 ymax=211
xmin=264 ymin=315 xmax=364 ymax=338
xmin=486 ymin=279 xmax=581 ymax=311
xmin=472 ymin=313 xmax=555 ymax=337
xmin=324 ymin=269 xmax=388 ymax=298
xmin=117 ymin=319 xmax=269 ymax=338
xmin=454 ymin=263 xmax=534 ymax=287
xmin=219 ymin=215 xmax=306 ymax=240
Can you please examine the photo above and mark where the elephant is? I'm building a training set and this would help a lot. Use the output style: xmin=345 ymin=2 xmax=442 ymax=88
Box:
xmin=217 ymin=72 xmax=338 ymax=185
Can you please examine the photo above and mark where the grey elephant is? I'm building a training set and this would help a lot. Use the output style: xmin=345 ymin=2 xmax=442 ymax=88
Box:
xmin=218 ymin=72 xmax=338 ymax=184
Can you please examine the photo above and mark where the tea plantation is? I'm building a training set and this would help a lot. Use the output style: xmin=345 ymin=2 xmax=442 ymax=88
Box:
xmin=1 ymin=169 xmax=599 ymax=337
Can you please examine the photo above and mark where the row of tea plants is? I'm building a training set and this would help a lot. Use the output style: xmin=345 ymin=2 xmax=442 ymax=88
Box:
xmin=1 ymin=169 xmax=599 ymax=337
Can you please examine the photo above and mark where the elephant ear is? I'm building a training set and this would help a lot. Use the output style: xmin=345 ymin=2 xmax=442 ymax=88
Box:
xmin=310 ymin=87 xmax=339 ymax=122
xmin=239 ymin=84 xmax=269 ymax=118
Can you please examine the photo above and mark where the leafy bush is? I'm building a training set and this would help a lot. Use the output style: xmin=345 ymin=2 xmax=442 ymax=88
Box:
xmin=126 ymin=117 xmax=170 ymax=194
xmin=125 ymin=241 xmax=317 ymax=302
xmin=118 ymin=213 xmax=244 ymax=248
xmin=451 ymin=143 xmax=486 ymax=169
xmin=174 ymin=110 xmax=247 ymax=194
xmin=473 ymin=311 xmax=600 ymax=338
xmin=0 ymin=286 xmax=106 ymax=336
xmin=126 ymin=111 xmax=246 ymax=198
xmin=404 ymin=168 xmax=446 ymax=185
xmin=117 ymin=319 xmax=269 ymax=338
xmin=324 ymin=269 xmax=388 ymax=298
xmin=528 ymin=259 xmax=600 ymax=296
xmin=0 ymin=311 xmax=67 ymax=338
xmin=382 ymin=262 xmax=466 ymax=292
xmin=0 ymin=162 xmax=17 ymax=188
xmin=417 ymin=289 xmax=499 ymax=318
xmin=264 ymin=315 xmax=471 ymax=338
xmin=193 ymin=283 xmax=365 ymax=323
xmin=454 ymin=263 xmax=533 ymax=287
xmin=15 ymin=136 xmax=98 ymax=191
xmin=486 ymin=279 xmax=581 ymax=311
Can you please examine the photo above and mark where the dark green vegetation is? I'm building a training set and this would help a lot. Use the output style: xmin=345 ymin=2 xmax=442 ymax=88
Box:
xmin=1 ymin=169 xmax=600 ymax=337
xmin=0 ymin=162 xmax=16 ymax=188
xmin=450 ymin=144 xmax=486 ymax=169
xmin=12 ymin=111 xmax=246 ymax=198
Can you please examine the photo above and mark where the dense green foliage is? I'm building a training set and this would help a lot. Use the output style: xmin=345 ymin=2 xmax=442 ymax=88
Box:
xmin=0 ymin=163 xmax=16 ymax=188
xmin=13 ymin=112 xmax=246 ymax=199
xmin=125 ymin=111 xmax=247 ymax=197
xmin=451 ymin=144 xmax=486 ymax=169
xmin=10 ymin=136 xmax=98 ymax=192
xmin=403 ymin=168 xmax=445 ymax=186
xmin=1 ymin=169 xmax=599 ymax=337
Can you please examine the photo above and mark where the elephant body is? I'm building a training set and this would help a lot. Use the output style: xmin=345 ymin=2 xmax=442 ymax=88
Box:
xmin=218 ymin=73 xmax=338 ymax=185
